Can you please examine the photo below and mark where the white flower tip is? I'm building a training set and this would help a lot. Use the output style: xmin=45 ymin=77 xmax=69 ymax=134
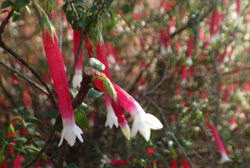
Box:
xmin=210 ymin=34 xmax=220 ymax=44
xmin=72 ymin=72 xmax=82 ymax=89
xmin=131 ymin=111 xmax=163 ymax=141
xmin=220 ymin=153 xmax=231 ymax=164
xmin=105 ymin=106 xmax=118 ymax=128
xmin=121 ymin=124 xmax=131 ymax=140
xmin=160 ymin=46 xmax=167 ymax=55
xmin=58 ymin=124 xmax=83 ymax=147
xmin=144 ymin=113 xmax=163 ymax=130
xmin=186 ymin=58 xmax=193 ymax=66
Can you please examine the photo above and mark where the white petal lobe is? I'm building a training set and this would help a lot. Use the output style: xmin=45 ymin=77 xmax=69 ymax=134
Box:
xmin=58 ymin=123 xmax=83 ymax=146
xmin=144 ymin=113 xmax=163 ymax=130
xmin=105 ymin=103 xmax=118 ymax=128
xmin=72 ymin=72 xmax=82 ymax=89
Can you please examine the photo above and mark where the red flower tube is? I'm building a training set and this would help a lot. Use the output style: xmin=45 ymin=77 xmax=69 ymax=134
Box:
xmin=109 ymin=159 xmax=128 ymax=165
xmin=171 ymin=159 xmax=178 ymax=168
xmin=84 ymin=34 xmax=93 ymax=58
xmin=43 ymin=30 xmax=83 ymax=146
xmin=182 ymin=160 xmax=190 ymax=168
xmin=13 ymin=155 xmax=24 ymax=168
xmin=96 ymin=41 xmax=130 ymax=139
xmin=186 ymin=36 xmax=194 ymax=65
xmin=181 ymin=65 xmax=187 ymax=85
xmin=0 ymin=160 xmax=8 ymax=168
xmin=72 ymin=30 xmax=83 ymax=88
xmin=207 ymin=123 xmax=230 ymax=163
xmin=236 ymin=0 xmax=240 ymax=15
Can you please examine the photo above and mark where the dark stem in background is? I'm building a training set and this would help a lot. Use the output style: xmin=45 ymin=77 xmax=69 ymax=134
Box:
xmin=0 ymin=62 xmax=49 ymax=96
xmin=0 ymin=11 xmax=57 ymax=108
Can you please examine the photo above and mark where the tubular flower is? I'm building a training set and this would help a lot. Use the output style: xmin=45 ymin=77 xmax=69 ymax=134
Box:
xmin=94 ymin=80 xmax=163 ymax=141
xmin=182 ymin=160 xmax=190 ymax=168
xmin=0 ymin=160 xmax=8 ymax=168
xmin=171 ymin=158 xmax=178 ymax=168
xmin=96 ymin=41 xmax=129 ymax=139
xmin=84 ymin=34 xmax=93 ymax=58
xmin=207 ymin=123 xmax=231 ymax=163
xmin=22 ymin=88 xmax=32 ymax=107
xmin=7 ymin=124 xmax=16 ymax=156
xmin=105 ymin=95 xmax=118 ymax=128
xmin=160 ymin=28 xmax=167 ymax=55
xmin=165 ymin=26 xmax=172 ymax=54
xmin=72 ymin=30 xmax=83 ymax=89
xmin=210 ymin=9 xmax=222 ymax=43
xmin=186 ymin=36 xmax=194 ymax=66
xmin=13 ymin=155 xmax=24 ymax=168
xmin=236 ymin=0 xmax=240 ymax=15
xmin=42 ymin=30 xmax=83 ymax=146
xmin=115 ymin=84 xmax=163 ymax=141
xmin=109 ymin=159 xmax=129 ymax=165
xmin=181 ymin=65 xmax=187 ymax=85
xmin=94 ymin=40 xmax=162 ymax=141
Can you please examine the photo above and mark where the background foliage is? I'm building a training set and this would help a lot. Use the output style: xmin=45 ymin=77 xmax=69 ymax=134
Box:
xmin=0 ymin=0 xmax=250 ymax=167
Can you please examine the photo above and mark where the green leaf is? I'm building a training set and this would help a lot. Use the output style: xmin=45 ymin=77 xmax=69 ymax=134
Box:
xmin=87 ymin=88 xmax=103 ymax=100
xmin=75 ymin=106 xmax=89 ymax=129
xmin=66 ymin=163 xmax=79 ymax=168
xmin=0 ymin=148 xmax=5 ymax=162
xmin=105 ymin=0 xmax=114 ymax=8
xmin=12 ymin=10 xmax=20 ymax=22
xmin=1 ymin=1 xmax=13 ymax=9
xmin=13 ymin=137 xmax=27 ymax=143
xmin=15 ymin=0 xmax=29 ymax=8
xmin=103 ymin=77 xmax=116 ymax=100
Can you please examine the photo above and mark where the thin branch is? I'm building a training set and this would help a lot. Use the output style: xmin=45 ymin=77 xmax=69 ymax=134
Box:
xmin=171 ymin=6 xmax=213 ymax=38
xmin=72 ymin=73 xmax=92 ymax=109
xmin=0 ymin=10 xmax=57 ymax=108
xmin=0 ymin=78 xmax=16 ymax=107
xmin=0 ymin=40 xmax=57 ymax=108
xmin=0 ymin=62 xmax=49 ymax=96
xmin=0 ymin=10 xmax=13 ymax=36
xmin=68 ymin=31 xmax=84 ymax=86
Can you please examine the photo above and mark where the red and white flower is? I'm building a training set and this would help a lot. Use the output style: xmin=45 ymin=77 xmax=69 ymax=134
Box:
xmin=43 ymin=30 xmax=83 ymax=146
xmin=72 ymin=30 xmax=83 ymax=89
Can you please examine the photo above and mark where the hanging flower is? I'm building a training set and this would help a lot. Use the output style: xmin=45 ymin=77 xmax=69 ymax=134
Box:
xmin=165 ymin=26 xmax=172 ymax=54
xmin=115 ymin=84 xmax=163 ymax=141
xmin=236 ymin=0 xmax=241 ymax=15
xmin=147 ymin=147 xmax=155 ymax=158
xmin=210 ymin=9 xmax=222 ymax=43
xmin=182 ymin=160 xmax=190 ymax=168
xmin=22 ymin=88 xmax=32 ymax=107
xmin=7 ymin=124 xmax=16 ymax=156
xmin=96 ymin=41 xmax=130 ymax=139
xmin=104 ymin=96 xmax=118 ymax=128
xmin=160 ymin=28 xmax=167 ymax=55
xmin=72 ymin=30 xmax=83 ymax=89
xmin=0 ymin=160 xmax=8 ymax=168
xmin=84 ymin=34 xmax=93 ymax=58
xmin=42 ymin=30 xmax=83 ymax=146
xmin=181 ymin=65 xmax=187 ymax=85
xmin=171 ymin=158 xmax=178 ymax=168
xmin=186 ymin=36 xmax=194 ymax=66
xmin=13 ymin=155 xmax=24 ymax=168
xmin=109 ymin=159 xmax=129 ymax=165
xmin=93 ymin=41 xmax=162 ymax=141
xmin=207 ymin=123 xmax=231 ymax=163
